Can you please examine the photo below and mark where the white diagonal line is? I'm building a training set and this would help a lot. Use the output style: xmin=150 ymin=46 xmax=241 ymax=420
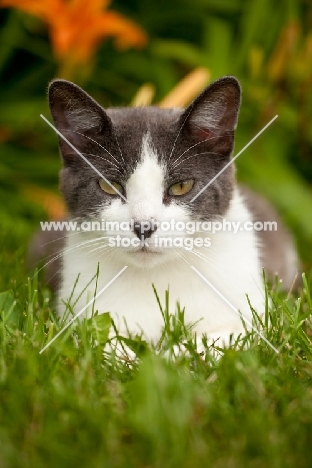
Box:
xmin=40 ymin=114 xmax=128 ymax=203
xmin=191 ymin=266 xmax=279 ymax=354
xmin=190 ymin=115 xmax=278 ymax=203
xmin=39 ymin=266 xmax=128 ymax=354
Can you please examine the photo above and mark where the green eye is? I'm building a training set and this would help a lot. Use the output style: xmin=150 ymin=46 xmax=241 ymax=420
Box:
xmin=168 ymin=179 xmax=194 ymax=196
xmin=99 ymin=179 xmax=123 ymax=195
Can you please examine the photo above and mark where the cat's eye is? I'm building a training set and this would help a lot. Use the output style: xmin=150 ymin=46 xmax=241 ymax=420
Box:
xmin=99 ymin=179 xmax=123 ymax=195
xmin=168 ymin=179 xmax=194 ymax=196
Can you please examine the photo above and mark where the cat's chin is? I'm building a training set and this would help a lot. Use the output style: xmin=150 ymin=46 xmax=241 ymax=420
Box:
xmin=123 ymin=247 xmax=169 ymax=269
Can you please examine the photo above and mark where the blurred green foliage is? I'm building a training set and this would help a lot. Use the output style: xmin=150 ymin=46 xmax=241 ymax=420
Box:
xmin=0 ymin=0 xmax=312 ymax=278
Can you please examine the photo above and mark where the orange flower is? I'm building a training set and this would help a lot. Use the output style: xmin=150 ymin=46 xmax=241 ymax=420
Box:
xmin=0 ymin=0 xmax=147 ymax=64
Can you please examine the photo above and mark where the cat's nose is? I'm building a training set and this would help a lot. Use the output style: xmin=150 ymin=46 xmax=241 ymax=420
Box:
xmin=133 ymin=221 xmax=158 ymax=240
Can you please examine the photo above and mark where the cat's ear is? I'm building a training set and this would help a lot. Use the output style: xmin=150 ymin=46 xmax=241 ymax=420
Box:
xmin=48 ymin=79 xmax=113 ymax=163
xmin=182 ymin=76 xmax=241 ymax=152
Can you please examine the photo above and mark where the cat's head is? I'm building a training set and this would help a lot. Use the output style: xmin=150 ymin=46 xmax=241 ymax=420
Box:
xmin=48 ymin=76 xmax=241 ymax=267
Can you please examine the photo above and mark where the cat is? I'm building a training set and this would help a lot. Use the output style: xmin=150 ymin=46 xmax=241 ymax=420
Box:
xmin=32 ymin=76 xmax=300 ymax=348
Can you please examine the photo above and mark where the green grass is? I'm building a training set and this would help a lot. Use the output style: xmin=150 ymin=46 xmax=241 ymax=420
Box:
xmin=0 ymin=252 xmax=311 ymax=467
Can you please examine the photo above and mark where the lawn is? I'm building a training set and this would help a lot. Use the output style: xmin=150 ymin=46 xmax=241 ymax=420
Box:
xmin=0 ymin=226 xmax=311 ymax=467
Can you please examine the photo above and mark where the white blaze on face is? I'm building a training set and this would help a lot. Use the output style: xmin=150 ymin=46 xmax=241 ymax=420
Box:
xmin=100 ymin=131 xmax=193 ymax=266
xmin=126 ymin=133 xmax=165 ymax=221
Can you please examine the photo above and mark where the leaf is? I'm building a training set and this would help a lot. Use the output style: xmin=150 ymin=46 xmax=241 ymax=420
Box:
xmin=267 ymin=21 xmax=300 ymax=81
xmin=0 ymin=290 xmax=22 ymax=327
xmin=203 ymin=17 xmax=232 ymax=78
xmin=118 ymin=336 xmax=149 ymax=357
xmin=131 ymin=83 xmax=155 ymax=106
xmin=151 ymin=39 xmax=204 ymax=68
xmin=159 ymin=67 xmax=210 ymax=108
xmin=87 ymin=312 xmax=112 ymax=345
xmin=0 ymin=10 xmax=23 ymax=77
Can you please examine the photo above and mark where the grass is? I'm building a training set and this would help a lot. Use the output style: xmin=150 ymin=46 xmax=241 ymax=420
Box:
xmin=0 ymin=240 xmax=311 ymax=468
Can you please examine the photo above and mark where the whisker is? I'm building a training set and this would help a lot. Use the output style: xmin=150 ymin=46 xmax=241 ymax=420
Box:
xmin=34 ymin=227 xmax=85 ymax=248
xmin=68 ymin=130 xmax=122 ymax=167
xmin=172 ymin=150 xmax=229 ymax=170
xmin=83 ymin=153 xmax=119 ymax=171
xmin=170 ymin=134 xmax=220 ymax=168
xmin=188 ymin=247 xmax=222 ymax=273
xmin=84 ymin=244 xmax=115 ymax=261
xmin=48 ymin=241 xmax=116 ymax=293
xmin=32 ymin=236 xmax=109 ymax=279
xmin=172 ymin=248 xmax=192 ymax=267
xmin=114 ymin=132 xmax=126 ymax=169
xmin=172 ymin=151 xmax=211 ymax=169
xmin=168 ymin=105 xmax=193 ymax=163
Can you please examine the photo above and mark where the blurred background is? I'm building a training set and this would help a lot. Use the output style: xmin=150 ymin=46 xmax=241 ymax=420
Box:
xmin=0 ymin=0 xmax=312 ymax=289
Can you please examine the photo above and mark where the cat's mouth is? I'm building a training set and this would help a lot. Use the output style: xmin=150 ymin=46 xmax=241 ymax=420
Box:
xmin=124 ymin=237 xmax=162 ymax=255
xmin=134 ymin=245 xmax=162 ymax=254
xmin=123 ymin=245 xmax=164 ymax=269
xmin=125 ymin=241 xmax=164 ymax=257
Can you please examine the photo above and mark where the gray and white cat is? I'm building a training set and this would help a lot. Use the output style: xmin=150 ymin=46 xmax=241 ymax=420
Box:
xmin=40 ymin=76 xmax=299 ymax=346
